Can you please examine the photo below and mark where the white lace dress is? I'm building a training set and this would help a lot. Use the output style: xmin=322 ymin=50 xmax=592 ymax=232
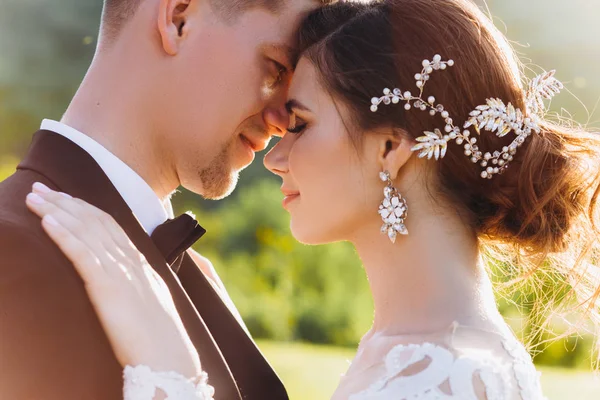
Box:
xmin=334 ymin=322 xmax=546 ymax=400
xmin=122 ymin=365 xmax=215 ymax=400
xmin=121 ymin=323 xmax=545 ymax=400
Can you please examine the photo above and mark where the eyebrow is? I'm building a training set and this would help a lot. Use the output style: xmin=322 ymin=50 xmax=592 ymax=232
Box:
xmin=286 ymin=99 xmax=311 ymax=113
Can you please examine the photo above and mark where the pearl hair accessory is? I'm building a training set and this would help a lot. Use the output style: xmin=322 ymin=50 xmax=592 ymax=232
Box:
xmin=370 ymin=55 xmax=563 ymax=179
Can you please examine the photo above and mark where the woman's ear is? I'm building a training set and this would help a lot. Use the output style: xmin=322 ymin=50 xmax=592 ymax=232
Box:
xmin=157 ymin=0 xmax=192 ymax=56
xmin=378 ymin=131 xmax=413 ymax=180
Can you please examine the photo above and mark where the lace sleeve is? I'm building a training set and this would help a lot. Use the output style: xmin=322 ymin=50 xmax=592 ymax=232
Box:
xmin=123 ymin=365 xmax=215 ymax=400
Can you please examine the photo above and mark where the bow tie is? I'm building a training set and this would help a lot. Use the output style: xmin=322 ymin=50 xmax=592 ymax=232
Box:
xmin=150 ymin=213 xmax=207 ymax=268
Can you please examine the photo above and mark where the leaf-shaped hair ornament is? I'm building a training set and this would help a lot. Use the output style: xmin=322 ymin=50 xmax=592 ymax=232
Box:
xmin=370 ymin=55 xmax=563 ymax=179
xmin=525 ymin=70 xmax=563 ymax=116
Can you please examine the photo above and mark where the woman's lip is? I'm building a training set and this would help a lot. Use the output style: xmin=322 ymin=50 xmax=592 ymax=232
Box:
xmin=282 ymin=194 xmax=300 ymax=210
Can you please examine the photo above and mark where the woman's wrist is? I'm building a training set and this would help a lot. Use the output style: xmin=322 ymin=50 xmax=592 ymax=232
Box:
xmin=142 ymin=353 xmax=202 ymax=380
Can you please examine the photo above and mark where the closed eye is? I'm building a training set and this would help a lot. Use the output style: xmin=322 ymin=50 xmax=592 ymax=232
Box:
xmin=287 ymin=114 xmax=307 ymax=135
xmin=287 ymin=123 xmax=307 ymax=134
xmin=285 ymin=100 xmax=311 ymax=136
xmin=269 ymin=60 xmax=288 ymax=88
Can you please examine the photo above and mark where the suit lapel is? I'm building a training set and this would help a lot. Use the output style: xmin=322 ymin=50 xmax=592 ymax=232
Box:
xmin=18 ymin=130 xmax=242 ymax=400
xmin=178 ymin=254 xmax=289 ymax=399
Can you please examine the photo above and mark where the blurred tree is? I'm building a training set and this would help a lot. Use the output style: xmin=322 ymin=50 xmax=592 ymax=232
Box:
xmin=475 ymin=0 xmax=600 ymax=127
xmin=0 ymin=0 xmax=100 ymax=155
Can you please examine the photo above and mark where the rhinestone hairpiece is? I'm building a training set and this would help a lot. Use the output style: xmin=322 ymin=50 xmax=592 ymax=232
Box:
xmin=370 ymin=54 xmax=563 ymax=179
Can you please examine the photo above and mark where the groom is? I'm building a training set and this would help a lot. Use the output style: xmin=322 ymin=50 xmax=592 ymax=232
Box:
xmin=0 ymin=0 xmax=321 ymax=399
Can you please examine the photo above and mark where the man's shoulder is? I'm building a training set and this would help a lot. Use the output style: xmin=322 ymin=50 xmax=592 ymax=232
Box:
xmin=0 ymin=168 xmax=48 ymax=229
xmin=0 ymin=216 xmax=43 ymax=246
xmin=0 ymin=214 xmax=60 ymax=261
xmin=0 ymin=170 xmax=70 ymax=279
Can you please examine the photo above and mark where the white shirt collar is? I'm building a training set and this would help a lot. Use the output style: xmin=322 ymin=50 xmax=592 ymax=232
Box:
xmin=41 ymin=119 xmax=173 ymax=234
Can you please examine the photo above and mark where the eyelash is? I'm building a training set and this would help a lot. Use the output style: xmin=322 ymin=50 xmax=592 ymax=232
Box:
xmin=287 ymin=118 xmax=307 ymax=135
xmin=287 ymin=124 xmax=306 ymax=134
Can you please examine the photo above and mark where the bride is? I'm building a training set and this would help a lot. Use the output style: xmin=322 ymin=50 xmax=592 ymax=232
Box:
xmin=25 ymin=0 xmax=600 ymax=399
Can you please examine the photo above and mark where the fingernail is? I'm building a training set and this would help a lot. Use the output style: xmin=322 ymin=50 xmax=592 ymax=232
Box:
xmin=32 ymin=182 xmax=51 ymax=194
xmin=59 ymin=192 xmax=72 ymax=199
xmin=27 ymin=192 xmax=45 ymax=205
xmin=43 ymin=215 xmax=59 ymax=227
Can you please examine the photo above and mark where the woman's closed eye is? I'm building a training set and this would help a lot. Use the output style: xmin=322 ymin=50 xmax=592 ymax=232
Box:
xmin=287 ymin=115 xmax=307 ymax=135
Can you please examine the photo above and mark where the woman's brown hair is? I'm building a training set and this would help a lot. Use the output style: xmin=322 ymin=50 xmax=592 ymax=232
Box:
xmin=297 ymin=0 xmax=600 ymax=364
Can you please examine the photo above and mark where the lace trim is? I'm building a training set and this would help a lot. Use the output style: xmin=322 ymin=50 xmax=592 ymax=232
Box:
xmin=501 ymin=337 xmax=546 ymax=400
xmin=348 ymin=342 xmax=509 ymax=400
xmin=123 ymin=365 xmax=215 ymax=400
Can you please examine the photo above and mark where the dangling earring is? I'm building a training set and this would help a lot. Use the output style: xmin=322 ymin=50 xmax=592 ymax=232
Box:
xmin=378 ymin=171 xmax=408 ymax=243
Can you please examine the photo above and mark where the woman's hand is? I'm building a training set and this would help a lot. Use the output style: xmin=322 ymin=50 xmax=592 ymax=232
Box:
xmin=25 ymin=182 xmax=201 ymax=379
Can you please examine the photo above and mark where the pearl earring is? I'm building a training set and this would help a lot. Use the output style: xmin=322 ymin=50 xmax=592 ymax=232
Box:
xmin=378 ymin=171 xmax=408 ymax=243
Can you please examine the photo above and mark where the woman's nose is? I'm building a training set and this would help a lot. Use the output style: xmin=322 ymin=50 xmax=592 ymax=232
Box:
xmin=264 ymin=134 xmax=293 ymax=176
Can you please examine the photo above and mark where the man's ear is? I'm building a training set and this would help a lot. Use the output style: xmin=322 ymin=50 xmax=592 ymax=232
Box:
xmin=157 ymin=0 xmax=192 ymax=55
xmin=377 ymin=131 xmax=413 ymax=180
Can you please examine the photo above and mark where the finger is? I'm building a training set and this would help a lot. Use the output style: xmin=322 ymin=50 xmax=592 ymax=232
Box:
xmin=28 ymin=188 xmax=127 ymax=261
xmin=41 ymin=215 xmax=136 ymax=328
xmin=40 ymin=214 xmax=107 ymax=283
xmin=32 ymin=182 xmax=84 ymax=212
xmin=32 ymin=183 xmax=141 ymax=262
xmin=33 ymin=182 xmax=110 ymax=228
xmin=42 ymin=209 xmax=134 ymax=284
xmin=63 ymin=197 xmax=154 ymax=282
xmin=27 ymin=192 xmax=106 ymax=250
xmin=31 ymin=184 xmax=150 ymax=287
xmin=27 ymin=193 xmax=125 ymax=276
xmin=26 ymin=192 xmax=86 ymax=233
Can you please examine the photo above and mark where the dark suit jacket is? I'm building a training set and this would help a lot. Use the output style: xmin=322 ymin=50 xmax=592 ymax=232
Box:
xmin=0 ymin=130 xmax=288 ymax=400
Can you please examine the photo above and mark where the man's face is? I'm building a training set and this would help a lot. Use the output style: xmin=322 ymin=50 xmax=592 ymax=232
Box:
xmin=155 ymin=1 xmax=318 ymax=199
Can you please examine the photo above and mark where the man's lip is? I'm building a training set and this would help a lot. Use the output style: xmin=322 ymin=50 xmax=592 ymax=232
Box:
xmin=241 ymin=134 xmax=269 ymax=152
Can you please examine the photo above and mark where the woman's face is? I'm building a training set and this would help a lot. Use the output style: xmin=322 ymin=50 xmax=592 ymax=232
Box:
xmin=264 ymin=58 xmax=383 ymax=245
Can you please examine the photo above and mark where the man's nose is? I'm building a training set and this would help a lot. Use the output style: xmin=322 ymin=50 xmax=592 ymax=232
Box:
xmin=263 ymin=104 xmax=290 ymax=137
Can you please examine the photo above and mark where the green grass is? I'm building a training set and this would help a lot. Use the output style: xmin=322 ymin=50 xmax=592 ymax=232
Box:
xmin=257 ymin=340 xmax=600 ymax=400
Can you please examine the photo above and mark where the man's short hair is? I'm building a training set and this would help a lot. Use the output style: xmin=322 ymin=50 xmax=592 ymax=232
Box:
xmin=101 ymin=0 xmax=143 ymax=41
xmin=209 ymin=0 xmax=285 ymax=19
xmin=101 ymin=0 xmax=286 ymax=41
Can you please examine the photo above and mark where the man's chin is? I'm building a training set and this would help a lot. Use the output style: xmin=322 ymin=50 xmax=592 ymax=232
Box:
xmin=196 ymin=146 xmax=248 ymax=200
xmin=202 ymin=170 xmax=240 ymax=200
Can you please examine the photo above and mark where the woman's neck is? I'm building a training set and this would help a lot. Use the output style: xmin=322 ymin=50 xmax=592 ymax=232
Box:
xmin=351 ymin=201 xmax=497 ymax=338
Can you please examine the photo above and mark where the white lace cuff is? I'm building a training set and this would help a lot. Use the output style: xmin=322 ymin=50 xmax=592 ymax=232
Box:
xmin=123 ymin=365 xmax=215 ymax=400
